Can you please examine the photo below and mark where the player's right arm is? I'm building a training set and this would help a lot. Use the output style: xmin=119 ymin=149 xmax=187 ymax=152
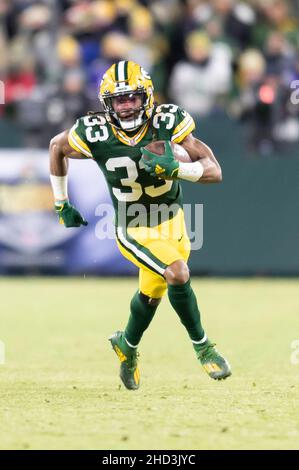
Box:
xmin=49 ymin=129 xmax=89 ymax=227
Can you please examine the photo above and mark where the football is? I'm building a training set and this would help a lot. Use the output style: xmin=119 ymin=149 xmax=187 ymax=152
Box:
xmin=142 ymin=140 xmax=192 ymax=162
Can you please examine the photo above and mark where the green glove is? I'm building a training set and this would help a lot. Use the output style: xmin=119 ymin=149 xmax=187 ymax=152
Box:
xmin=141 ymin=141 xmax=179 ymax=179
xmin=55 ymin=201 xmax=88 ymax=228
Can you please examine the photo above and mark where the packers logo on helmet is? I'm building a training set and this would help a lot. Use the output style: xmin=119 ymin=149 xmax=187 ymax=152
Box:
xmin=99 ymin=61 xmax=155 ymax=131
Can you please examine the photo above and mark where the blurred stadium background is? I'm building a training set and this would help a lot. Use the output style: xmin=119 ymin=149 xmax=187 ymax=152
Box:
xmin=1 ymin=0 xmax=299 ymax=274
xmin=1 ymin=0 xmax=299 ymax=451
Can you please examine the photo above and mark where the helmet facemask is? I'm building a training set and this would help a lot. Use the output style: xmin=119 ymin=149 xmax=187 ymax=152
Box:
xmin=101 ymin=90 xmax=149 ymax=131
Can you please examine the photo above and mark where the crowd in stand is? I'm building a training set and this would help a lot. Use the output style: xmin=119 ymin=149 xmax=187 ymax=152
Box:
xmin=1 ymin=0 xmax=299 ymax=153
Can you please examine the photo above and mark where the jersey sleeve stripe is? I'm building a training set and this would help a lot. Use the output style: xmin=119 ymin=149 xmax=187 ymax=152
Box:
xmin=68 ymin=129 xmax=93 ymax=158
xmin=172 ymin=115 xmax=191 ymax=135
xmin=70 ymin=127 xmax=92 ymax=155
xmin=171 ymin=116 xmax=195 ymax=143
xmin=68 ymin=132 xmax=92 ymax=158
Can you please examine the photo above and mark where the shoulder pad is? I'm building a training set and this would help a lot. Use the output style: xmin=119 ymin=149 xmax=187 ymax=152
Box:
xmin=68 ymin=117 xmax=93 ymax=158
xmin=153 ymin=104 xmax=195 ymax=143
xmin=68 ymin=114 xmax=110 ymax=158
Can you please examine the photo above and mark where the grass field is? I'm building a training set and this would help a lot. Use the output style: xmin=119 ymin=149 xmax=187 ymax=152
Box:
xmin=0 ymin=277 xmax=298 ymax=450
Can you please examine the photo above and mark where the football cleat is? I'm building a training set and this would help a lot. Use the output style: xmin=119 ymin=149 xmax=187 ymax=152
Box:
xmin=193 ymin=340 xmax=232 ymax=380
xmin=109 ymin=331 xmax=140 ymax=390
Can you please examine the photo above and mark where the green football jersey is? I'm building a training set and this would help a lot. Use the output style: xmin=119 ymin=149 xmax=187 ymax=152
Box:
xmin=68 ymin=104 xmax=195 ymax=226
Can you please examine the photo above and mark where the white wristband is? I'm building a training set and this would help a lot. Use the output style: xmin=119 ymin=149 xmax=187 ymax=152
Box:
xmin=177 ymin=161 xmax=204 ymax=182
xmin=50 ymin=175 xmax=68 ymax=202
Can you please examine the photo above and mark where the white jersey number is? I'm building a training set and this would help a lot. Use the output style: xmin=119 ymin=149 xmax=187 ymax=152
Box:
xmin=83 ymin=115 xmax=109 ymax=143
xmin=153 ymin=104 xmax=178 ymax=130
xmin=105 ymin=157 xmax=173 ymax=202
xmin=106 ymin=157 xmax=142 ymax=202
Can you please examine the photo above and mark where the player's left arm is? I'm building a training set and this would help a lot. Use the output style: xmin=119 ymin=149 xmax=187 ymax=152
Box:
xmin=179 ymin=133 xmax=222 ymax=184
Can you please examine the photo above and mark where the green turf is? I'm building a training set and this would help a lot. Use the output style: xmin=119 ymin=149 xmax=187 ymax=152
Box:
xmin=0 ymin=277 xmax=298 ymax=450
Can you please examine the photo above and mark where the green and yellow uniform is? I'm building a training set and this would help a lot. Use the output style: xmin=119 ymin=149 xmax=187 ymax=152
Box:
xmin=59 ymin=60 xmax=231 ymax=388
xmin=68 ymin=104 xmax=195 ymax=298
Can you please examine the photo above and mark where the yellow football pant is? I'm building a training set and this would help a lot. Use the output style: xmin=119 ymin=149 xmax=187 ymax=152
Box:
xmin=115 ymin=208 xmax=191 ymax=298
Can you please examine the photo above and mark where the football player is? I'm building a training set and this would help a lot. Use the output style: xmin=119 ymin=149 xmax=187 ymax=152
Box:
xmin=49 ymin=61 xmax=231 ymax=390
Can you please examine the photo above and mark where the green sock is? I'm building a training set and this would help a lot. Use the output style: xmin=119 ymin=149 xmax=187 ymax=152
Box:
xmin=124 ymin=291 xmax=160 ymax=348
xmin=168 ymin=279 xmax=205 ymax=342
